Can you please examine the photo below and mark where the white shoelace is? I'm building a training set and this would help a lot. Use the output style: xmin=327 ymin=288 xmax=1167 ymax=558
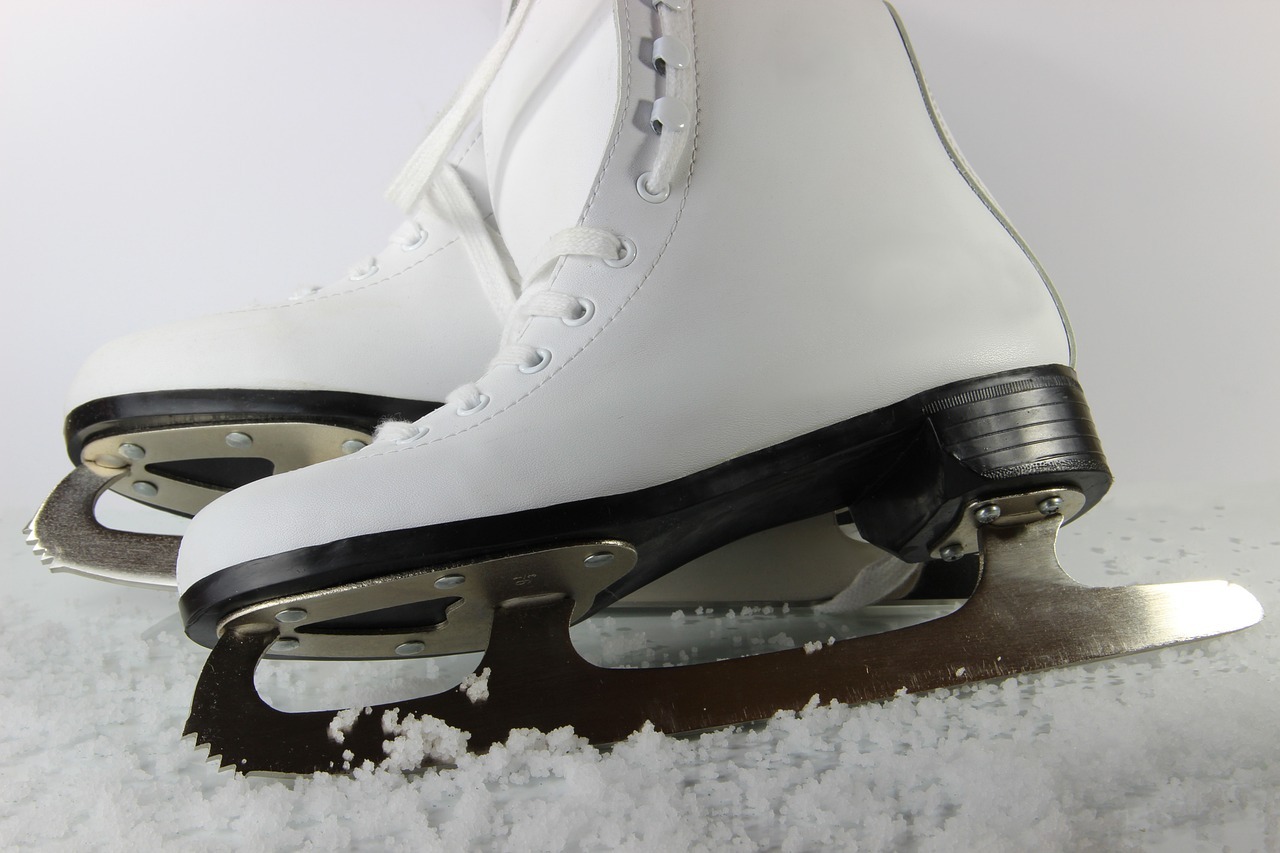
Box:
xmin=289 ymin=154 xmax=517 ymax=323
xmin=366 ymin=4 xmax=923 ymax=610
xmin=442 ymin=227 xmax=627 ymax=415
xmin=324 ymin=160 xmax=517 ymax=313
xmin=373 ymin=0 xmax=695 ymax=442
xmin=288 ymin=0 xmax=538 ymax=317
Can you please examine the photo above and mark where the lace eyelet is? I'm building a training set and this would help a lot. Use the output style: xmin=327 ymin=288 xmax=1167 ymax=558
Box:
xmin=400 ymin=227 xmax=428 ymax=252
xmin=349 ymin=265 xmax=379 ymax=282
xmin=605 ymin=238 xmax=638 ymax=268
xmin=636 ymin=172 xmax=670 ymax=204
xmin=562 ymin=297 xmax=595 ymax=327
xmin=456 ymin=394 xmax=490 ymax=416
xmin=394 ymin=424 xmax=430 ymax=444
xmin=519 ymin=348 xmax=552 ymax=374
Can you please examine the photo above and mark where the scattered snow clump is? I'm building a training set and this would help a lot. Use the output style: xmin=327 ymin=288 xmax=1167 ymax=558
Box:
xmin=328 ymin=706 xmax=369 ymax=744
xmin=459 ymin=667 xmax=491 ymax=704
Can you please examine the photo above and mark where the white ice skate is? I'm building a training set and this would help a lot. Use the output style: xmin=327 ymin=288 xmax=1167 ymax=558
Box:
xmin=26 ymin=130 xmax=509 ymax=589
xmin=177 ymin=0 xmax=1262 ymax=774
xmin=26 ymin=4 xmax=896 ymax=605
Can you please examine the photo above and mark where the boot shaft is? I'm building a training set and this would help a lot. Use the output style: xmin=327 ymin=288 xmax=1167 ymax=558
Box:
xmin=482 ymin=0 xmax=1070 ymax=444
xmin=173 ymin=0 xmax=1087 ymax=595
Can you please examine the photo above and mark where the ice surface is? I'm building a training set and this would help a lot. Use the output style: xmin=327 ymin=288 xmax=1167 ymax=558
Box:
xmin=1 ymin=483 xmax=1277 ymax=851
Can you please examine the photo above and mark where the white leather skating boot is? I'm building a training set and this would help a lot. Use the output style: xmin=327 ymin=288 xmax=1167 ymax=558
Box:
xmin=26 ymin=120 xmax=515 ymax=588
xmin=29 ymin=126 xmax=892 ymax=600
xmin=173 ymin=0 xmax=1256 ymax=776
xmin=29 ymin=0 xmax=891 ymax=602
xmin=178 ymin=0 xmax=1067 ymax=642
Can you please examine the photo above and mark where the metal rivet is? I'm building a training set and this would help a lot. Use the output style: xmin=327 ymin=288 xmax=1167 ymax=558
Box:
xmin=131 ymin=481 xmax=159 ymax=497
xmin=940 ymin=543 xmax=965 ymax=562
xmin=974 ymin=504 xmax=1002 ymax=525
xmin=433 ymin=574 xmax=466 ymax=590
xmin=584 ymin=551 xmax=615 ymax=568
xmin=395 ymin=641 xmax=426 ymax=657
xmin=274 ymin=608 xmax=308 ymax=623
xmin=272 ymin=637 xmax=300 ymax=652
xmin=1038 ymin=496 xmax=1065 ymax=516
xmin=118 ymin=443 xmax=146 ymax=460
xmin=94 ymin=454 xmax=127 ymax=469
xmin=225 ymin=431 xmax=253 ymax=449
xmin=341 ymin=439 xmax=367 ymax=455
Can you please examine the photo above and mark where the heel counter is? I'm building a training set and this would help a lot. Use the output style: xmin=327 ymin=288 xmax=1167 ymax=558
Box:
xmin=885 ymin=1 xmax=1075 ymax=366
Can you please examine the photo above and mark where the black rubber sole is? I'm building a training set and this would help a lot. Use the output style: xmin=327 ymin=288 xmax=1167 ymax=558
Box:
xmin=179 ymin=364 xmax=1111 ymax=648
xmin=65 ymin=389 xmax=442 ymax=514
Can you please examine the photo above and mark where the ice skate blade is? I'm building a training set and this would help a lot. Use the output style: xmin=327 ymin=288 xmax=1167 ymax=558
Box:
xmin=27 ymin=466 xmax=178 ymax=590
xmin=183 ymin=514 xmax=1262 ymax=775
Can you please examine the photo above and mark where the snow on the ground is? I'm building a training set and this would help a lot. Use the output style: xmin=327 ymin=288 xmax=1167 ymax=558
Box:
xmin=0 ymin=483 xmax=1276 ymax=852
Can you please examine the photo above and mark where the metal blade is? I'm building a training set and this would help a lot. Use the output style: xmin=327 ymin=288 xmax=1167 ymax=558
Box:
xmin=185 ymin=513 xmax=1263 ymax=775
xmin=27 ymin=466 xmax=179 ymax=589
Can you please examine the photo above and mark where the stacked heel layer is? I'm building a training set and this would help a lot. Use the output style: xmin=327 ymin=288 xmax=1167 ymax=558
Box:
xmin=849 ymin=364 xmax=1112 ymax=563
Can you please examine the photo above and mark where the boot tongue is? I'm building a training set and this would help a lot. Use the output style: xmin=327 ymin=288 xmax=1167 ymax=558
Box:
xmin=482 ymin=0 xmax=620 ymax=279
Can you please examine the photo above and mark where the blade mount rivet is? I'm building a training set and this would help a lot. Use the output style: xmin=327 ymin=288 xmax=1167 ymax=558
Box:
xmin=434 ymin=574 xmax=465 ymax=590
xmin=272 ymin=637 xmax=300 ymax=652
xmin=274 ymin=608 xmax=308 ymax=623
xmin=131 ymin=481 xmax=159 ymax=497
xmin=1038 ymin=496 xmax=1065 ymax=516
xmin=118 ymin=443 xmax=146 ymax=460
xmin=395 ymin=641 xmax=426 ymax=656
xmin=940 ymin=543 xmax=964 ymax=562
xmin=225 ymin=432 xmax=253 ymax=449
xmin=341 ymin=439 xmax=367 ymax=455
xmin=583 ymin=551 xmax=615 ymax=568
xmin=974 ymin=504 xmax=1002 ymax=525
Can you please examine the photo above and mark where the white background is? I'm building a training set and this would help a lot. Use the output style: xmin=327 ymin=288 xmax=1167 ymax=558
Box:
xmin=2 ymin=0 xmax=1278 ymax=518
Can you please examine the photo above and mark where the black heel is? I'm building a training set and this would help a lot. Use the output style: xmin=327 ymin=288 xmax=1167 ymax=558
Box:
xmin=848 ymin=365 xmax=1112 ymax=562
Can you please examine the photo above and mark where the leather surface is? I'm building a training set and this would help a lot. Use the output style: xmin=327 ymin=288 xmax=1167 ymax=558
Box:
xmin=179 ymin=0 xmax=1074 ymax=591
xmin=67 ymin=130 xmax=501 ymax=408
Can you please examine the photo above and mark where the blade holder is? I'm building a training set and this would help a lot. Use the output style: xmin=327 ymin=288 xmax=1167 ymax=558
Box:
xmin=217 ymin=541 xmax=637 ymax=661
xmin=81 ymin=421 xmax=372 ymax=517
